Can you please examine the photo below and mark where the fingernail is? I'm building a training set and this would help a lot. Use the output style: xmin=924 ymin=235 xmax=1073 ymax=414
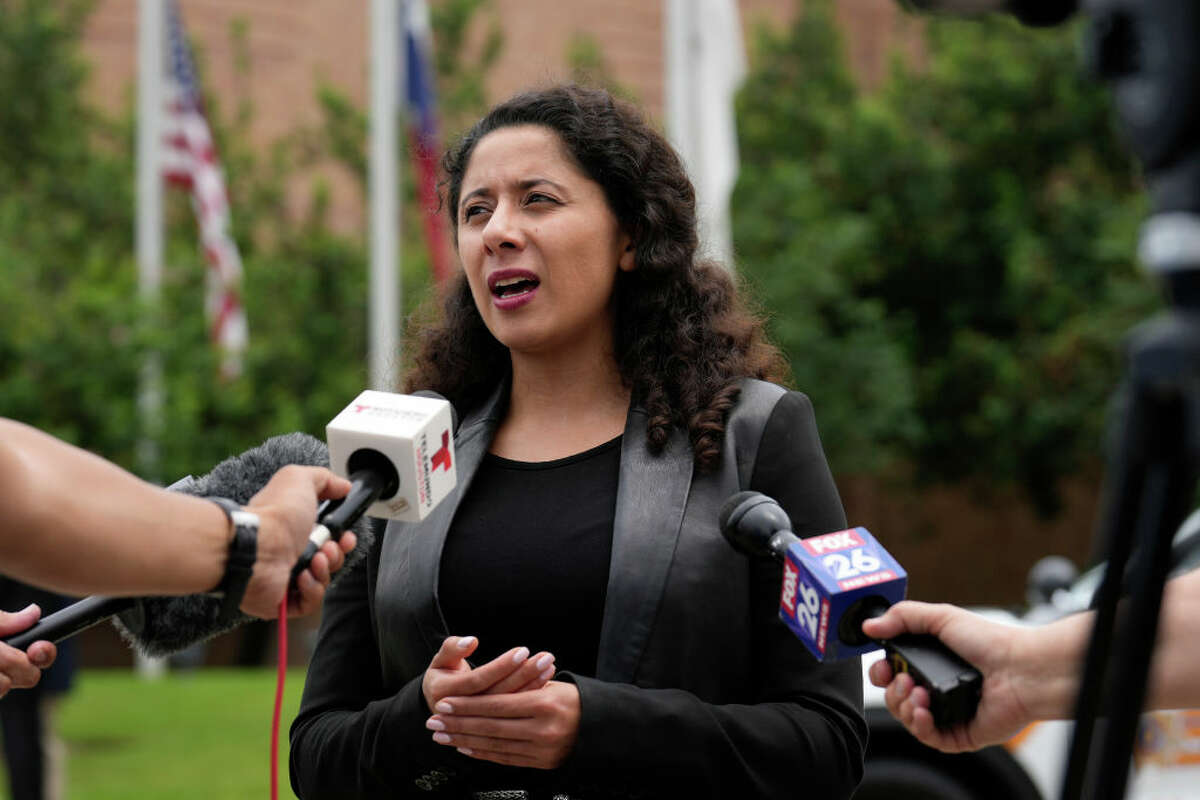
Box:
xmin=457 ymin=747 xmax=473 ymax=756
xmin=539 ymin=666 xmax=555 ymax=682
xmin=456 ymin=636 xmax=476 ymax=649
xmin=435 ymin=701 xmax=454 ymax=714
xmin=425 ymin=718 xmax=445 ymax=731
xmin=19 ymin=604 xmax=37 ymax=615
xmin=512 ymin=646 xmax=529 ymax=664
xmin=30 ymin=651 xmax=51 ymax=668
xmin=535 ymin=654 xmax=554 ymax=671
xmin=432 ymin=732 xmax=451 ymax=744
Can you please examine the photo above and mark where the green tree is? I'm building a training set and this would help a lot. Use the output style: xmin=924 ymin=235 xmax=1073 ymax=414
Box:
xmin=733 ymin=2 xmax=1155 ymax=511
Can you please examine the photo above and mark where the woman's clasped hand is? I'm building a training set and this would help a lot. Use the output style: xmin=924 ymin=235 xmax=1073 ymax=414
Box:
xmin=421 ymin=635 xmax=578 ymax=769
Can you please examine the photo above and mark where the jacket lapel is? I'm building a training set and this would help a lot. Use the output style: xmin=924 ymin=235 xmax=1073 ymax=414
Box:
xmin=378 ymin=383 xmax=507 ymax=672
xmin=595 ymin=407 xmax=694 ymax=683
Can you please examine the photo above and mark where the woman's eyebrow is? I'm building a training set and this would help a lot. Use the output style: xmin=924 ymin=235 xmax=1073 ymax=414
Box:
xmin=460 ymin=177 xmax=568 ymax=211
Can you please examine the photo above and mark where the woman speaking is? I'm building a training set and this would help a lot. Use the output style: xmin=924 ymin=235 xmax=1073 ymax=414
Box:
xmin=291 ymin=85 xmax=866 ymax=799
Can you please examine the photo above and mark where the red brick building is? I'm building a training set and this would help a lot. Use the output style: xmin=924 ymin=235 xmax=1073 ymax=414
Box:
xmin=80 ymin=0 xmax=922 ymax=232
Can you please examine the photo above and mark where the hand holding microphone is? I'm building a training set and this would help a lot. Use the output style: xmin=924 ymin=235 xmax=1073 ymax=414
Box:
xmin=235 ymin=465 xmax=356 ymax=619
xmin=0 ymin=605 xmax=56 ymax=698
xmin=720 ymin=491 xmax=982 ymax=729
xmin=1 ymin=390 xmax=457 ymax=658
xmin=861 ymin=601 xmax=1046 ymax=753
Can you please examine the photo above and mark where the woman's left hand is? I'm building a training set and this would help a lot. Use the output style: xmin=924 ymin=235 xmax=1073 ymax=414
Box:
xmin=426 ymin=681 xmax=581 ymax=769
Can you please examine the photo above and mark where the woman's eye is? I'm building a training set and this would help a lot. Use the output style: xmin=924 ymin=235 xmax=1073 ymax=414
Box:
xmin=463 ymin=204 xmax=488 ymax=221
xmin=526 ymin=192 xmax=556 ymax=205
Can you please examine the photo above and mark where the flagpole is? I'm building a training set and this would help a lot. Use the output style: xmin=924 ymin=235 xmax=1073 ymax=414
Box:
xmin=137 ymin=0 xmax=164 ymax=482
xmin=369 ymin=0 xmax=402 ymax=391
xmin=663 ymin=0 xmax=745 ymax=271
xmin=136 ymin=0 xmax=167 ymax=680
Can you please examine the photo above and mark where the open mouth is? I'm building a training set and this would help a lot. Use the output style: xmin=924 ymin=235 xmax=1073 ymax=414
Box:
xmin=489 ymin=272 xmax=540 ymax=299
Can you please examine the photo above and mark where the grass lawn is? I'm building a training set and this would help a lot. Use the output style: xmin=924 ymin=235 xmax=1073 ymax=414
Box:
xmin=2 ymin=668 xmax=308 ymax=800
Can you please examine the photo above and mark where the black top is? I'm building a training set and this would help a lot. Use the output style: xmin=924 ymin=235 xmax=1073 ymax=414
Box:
xmin=438 ymin=436 xmax=621 ymax=675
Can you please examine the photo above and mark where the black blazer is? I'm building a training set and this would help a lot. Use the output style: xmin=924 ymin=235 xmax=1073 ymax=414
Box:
xmin=290 ymin=380 xmax=867 ymax=799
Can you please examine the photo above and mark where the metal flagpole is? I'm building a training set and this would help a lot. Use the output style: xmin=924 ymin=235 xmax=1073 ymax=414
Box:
xmin=369 ymin=0 xmax=402 ymax=391
xmin=137 ymin=0 xmax=164 ymax=479
xmin=136 ymin=0 xmax=167 ymax=679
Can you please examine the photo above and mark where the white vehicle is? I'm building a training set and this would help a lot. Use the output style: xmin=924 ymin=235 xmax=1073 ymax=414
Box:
xmin=852 ymin=513 xmax=1200 ymax=800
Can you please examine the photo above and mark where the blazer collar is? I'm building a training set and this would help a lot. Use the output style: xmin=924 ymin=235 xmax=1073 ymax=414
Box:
xmin=384 ymin=381 xmax=694 ymax=685
xmin=595 ymin=406 xmax=693 ymax=683
xmin=383 ymin=381 xmax=509 ymax=661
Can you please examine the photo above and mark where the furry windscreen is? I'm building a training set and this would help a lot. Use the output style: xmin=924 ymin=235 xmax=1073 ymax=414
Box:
xmin=113 ymin=432 xmax=374 ymax=657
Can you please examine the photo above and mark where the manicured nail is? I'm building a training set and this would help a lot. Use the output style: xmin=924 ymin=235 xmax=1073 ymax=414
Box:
xmin=538 ymin=666 xmax=555 ymax=682
xmin=456 ymin=635 xmax=476 ymax=649
xmin=425 ymin=718 xmax=445 ymax=731
xmin=535 ymin=654 xmax=554 ymax=671
xmin=512 ymin=646 xmax=529 ymax=664
xmin=457 ymin=747 xmax=473 ymax=756
xmin=435 ymin=701 xmax=454 ymax=714
xmin=432 ymin=732 xmax=451 ymax=744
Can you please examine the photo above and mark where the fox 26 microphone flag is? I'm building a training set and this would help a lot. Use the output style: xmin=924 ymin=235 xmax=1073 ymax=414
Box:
xmin=162 ymin=0 xmax=249 ymax=379
xmin=403 ymin=0 xmax=452 ymax=285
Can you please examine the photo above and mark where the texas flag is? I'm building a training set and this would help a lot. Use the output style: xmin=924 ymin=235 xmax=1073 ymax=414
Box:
xmin=403 ymin=0 xmax=452 ymax=284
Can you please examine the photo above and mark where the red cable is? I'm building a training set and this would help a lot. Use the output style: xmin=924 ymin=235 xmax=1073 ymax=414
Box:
xmin=271 ymin=597 xmax=288 ymax=800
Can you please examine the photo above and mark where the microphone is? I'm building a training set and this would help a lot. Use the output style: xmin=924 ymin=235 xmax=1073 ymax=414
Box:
xmin=3 ymin=597 xmax=136 ymax=651
xmin=720 ymin=491 xmax=982 ymax=729
xmin=902 ymin=0 xmax=1077 ymax=27
xmin=1 ymin=433 xmax=372 ymax=655
xmin=288 ymin=389 xmax=458 ymax=579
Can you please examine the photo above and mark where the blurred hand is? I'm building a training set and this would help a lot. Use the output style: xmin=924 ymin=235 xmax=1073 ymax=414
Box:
xmin=0 ymin=605 xmax=56 ymax=698
xmin=239 ymin=465 xmax=354 ymax=618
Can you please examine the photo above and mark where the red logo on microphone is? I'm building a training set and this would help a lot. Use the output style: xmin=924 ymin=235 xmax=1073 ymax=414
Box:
xmin=431 ymin=430 xmax=452 ymax=472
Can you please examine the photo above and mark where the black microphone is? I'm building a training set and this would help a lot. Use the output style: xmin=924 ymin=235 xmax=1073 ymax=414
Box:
xmin=902 ymin=0 xmax=1077 ymax=27
xmin=720 ymin=491 xmax=982 ymax=729
xmin=0 ymin=433 xmax=373 ymax=656
xmin=3 ymin=597 xmax=136 ymax=651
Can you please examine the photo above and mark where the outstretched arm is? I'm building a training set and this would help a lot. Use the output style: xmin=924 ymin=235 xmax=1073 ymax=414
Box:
xmin=1 ymin=418 xmax=352 ymax=612
xmin=862 ymin=566 xmax=1200 ymax=753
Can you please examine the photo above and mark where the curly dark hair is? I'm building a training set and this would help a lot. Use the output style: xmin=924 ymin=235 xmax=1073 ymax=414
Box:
xmin=404 ymin=84 xmax=786 ymax=472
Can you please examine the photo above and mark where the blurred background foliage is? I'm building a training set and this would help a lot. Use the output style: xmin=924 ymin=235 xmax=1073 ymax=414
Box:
xmin=0 ymin=0 xmax=497 ymax=482
xmin=734 ymin=1 xmax=1155 ymax=513
xmin=0 ymin=0 xmax=1160 ymax=520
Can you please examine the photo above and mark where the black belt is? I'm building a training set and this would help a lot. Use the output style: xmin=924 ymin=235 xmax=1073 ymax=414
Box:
xmin=470 ymin=792 xmax=577 ymax=800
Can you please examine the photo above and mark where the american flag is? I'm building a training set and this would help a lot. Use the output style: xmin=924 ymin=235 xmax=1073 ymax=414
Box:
xmin=162 ymin=0 xmax=248 ymax=379
xmin=404 ymin=0 xmax=452 ymax=284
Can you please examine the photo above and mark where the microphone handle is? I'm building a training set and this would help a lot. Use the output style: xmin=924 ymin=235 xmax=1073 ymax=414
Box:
xmin=2 ymin=596 xmax=137 ymax=650
xmin=882 ymin=633 xmax=983 ymax=729
xmin=288 ymin=470 xmax=385 ymax=582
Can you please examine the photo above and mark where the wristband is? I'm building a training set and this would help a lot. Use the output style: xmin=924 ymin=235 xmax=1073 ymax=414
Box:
xmin=207 ymin=497 xmax=259 ymax=621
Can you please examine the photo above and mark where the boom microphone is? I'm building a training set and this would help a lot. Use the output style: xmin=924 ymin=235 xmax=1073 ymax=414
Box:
xmin=114 ymin=432 xmax=374 ymax=656
xmin=720 ymin=491 xmax=982 ymax=729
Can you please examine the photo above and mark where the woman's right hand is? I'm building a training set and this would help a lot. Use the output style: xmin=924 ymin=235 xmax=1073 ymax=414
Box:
xmin=422 ymin=636 xmax=556 ymax=711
